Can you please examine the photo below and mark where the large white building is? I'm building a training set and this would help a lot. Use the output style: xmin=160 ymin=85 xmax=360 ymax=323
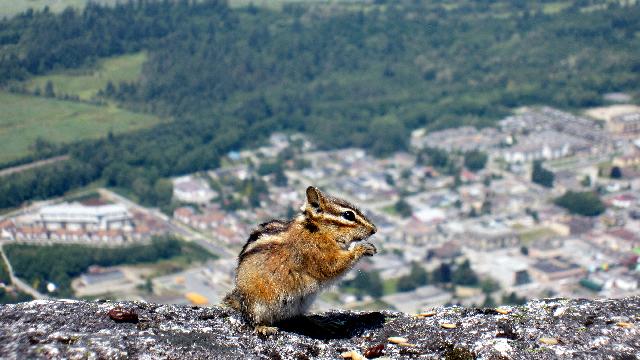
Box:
xmin=501 ymin=130 xmax=588 ymax=164
xmin=172 ymin=176 xmax=216 ymax=204
xmin=37 ymin=202 xmax=133 ymax=231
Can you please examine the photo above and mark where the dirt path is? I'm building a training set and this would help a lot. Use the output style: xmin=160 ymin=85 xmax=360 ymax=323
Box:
xmin=0 ymin=155 xmax=70 ymax=177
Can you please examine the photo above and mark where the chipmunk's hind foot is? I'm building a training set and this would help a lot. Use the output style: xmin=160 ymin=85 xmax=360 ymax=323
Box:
xmin=255 ymin=325 xmax=279 ymax=337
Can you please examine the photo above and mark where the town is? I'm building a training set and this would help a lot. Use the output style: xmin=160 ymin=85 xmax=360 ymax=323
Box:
xmin=1 ymin=103 xmax=640 ymax=314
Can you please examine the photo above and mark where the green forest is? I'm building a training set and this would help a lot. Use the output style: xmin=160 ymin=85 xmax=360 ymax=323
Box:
xmin=0 ymin=0 xmax=639 ymax=210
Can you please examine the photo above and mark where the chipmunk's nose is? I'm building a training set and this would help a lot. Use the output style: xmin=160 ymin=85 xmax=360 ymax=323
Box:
xmin=370 ymin=225 xmax=377 ymax=235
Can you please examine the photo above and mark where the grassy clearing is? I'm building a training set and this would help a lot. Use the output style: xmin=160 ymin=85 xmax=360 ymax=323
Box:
xmin=519 ymin=227 xmax=559 ymax=244
xmin=542 ymin=2 xmax=572 ymax=14
xmin=0 ymin=0 xmax=119 ymax=19
xmin=381 ymin=205 xmax=399 ymax=217
xmin=25 ymin=52 xmax=147 ymax=101
xmin=228 ymin=0 xmax=335 ymax=9
xmin=383 ymin=277 xmax=398 ymax=295
xmin=0 ymin=91 xmax=163 ymax=163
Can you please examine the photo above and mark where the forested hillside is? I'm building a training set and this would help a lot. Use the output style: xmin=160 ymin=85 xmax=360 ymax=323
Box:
xmin=1 ymin=0 xmax=639 ymax=210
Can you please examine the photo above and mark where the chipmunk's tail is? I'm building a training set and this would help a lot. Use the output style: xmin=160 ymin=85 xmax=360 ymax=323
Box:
xmin=222 ymin=289 xmax=242 ymax=311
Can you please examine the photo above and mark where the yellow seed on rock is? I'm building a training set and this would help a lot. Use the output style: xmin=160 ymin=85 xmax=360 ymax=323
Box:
xmin=440 ymin=323 xmax=457 ymax=329
xmin=616 ymin=322 xmax=633 ymax=328
xmin=416 ymin=311 xmax=437 ymax=318
xmin=495 ymin=308 xmax=511 ymax=314
xmin=539 ymin=337 xmax=559 ymax=345
xmin=398 ymin=343 xmax=417 ymax=347
xmin=340 ymin=350 xmax=365 ymax=360
xmin=388 ymin=336 xmax=408 ymax=344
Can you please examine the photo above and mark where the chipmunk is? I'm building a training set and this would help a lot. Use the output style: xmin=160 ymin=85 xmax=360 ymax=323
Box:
xmin=223 ymin=186 xmax=377 ymax=335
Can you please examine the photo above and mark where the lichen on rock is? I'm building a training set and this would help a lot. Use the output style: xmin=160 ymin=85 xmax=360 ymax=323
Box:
xmin=0 ymin=297 xmax=638 ymax=359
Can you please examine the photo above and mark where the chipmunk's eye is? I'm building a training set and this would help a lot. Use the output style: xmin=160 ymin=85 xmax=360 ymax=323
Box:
xmin=342 ymin=211 xmax=356 ymax=221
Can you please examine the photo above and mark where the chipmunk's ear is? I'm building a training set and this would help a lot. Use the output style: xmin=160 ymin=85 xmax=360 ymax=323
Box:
xmin=305 ymin=186 xmax=325 ymax=210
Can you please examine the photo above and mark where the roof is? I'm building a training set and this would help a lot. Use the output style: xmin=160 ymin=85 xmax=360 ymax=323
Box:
xmin=40 ymin=203 xmax=129 ymax=218
xmin=81 ymin=270 xmax=125 ymax=285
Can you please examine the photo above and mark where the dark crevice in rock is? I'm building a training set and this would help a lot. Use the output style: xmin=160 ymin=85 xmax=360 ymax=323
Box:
xmin=276 ymin=312 xmax=386 ymax=340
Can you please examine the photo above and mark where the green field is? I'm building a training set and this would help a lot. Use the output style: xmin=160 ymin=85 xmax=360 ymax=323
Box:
xmin=0 ymin=0 xmax=282 ymax=17
xmin=0 ymin=91 xmax=163 ymax=163
xmin=0 ymin=0 xmax=120 ymax=18
xmin=25 ymin=52 xmax=147 ymax=101
xmin=0 ymin=0 xmax=313 ymax=17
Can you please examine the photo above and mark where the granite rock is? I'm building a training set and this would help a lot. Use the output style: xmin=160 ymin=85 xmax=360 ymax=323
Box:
xmin=0 ymin=297 xmax=638 ymax=359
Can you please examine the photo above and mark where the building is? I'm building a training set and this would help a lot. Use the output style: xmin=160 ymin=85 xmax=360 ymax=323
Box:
xmin=458 ymin=221 xmax=520 ymax=250
xmin=172 ymin=176 xmax=216 ymax=204
xmin=609 ymin=113 xmax=640 ymax=136
xmin=612 ymin=151 xmax=640 ymax=168
xmin=585 ymin=104 xmax=640 ymax=137
xmin=530 ymin=256 xmax=585 ymax=282
xmin=37 ymin=202 xmax=133 ymax=231
xmin=411 ymin=126 xmax=502 ymax=152
xmin=501 ymin=130 xmax=587 ymax=164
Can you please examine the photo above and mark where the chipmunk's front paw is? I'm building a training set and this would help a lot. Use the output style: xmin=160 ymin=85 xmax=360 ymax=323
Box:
xmin=255 ymin=325 xmax=278 ymax=337
xmin=356 ymin=242 xmax=377 ymax=256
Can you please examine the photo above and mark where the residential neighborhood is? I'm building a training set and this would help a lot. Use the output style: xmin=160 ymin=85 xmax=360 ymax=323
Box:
xmin=154 ymin=104 xmax=640 ymax=311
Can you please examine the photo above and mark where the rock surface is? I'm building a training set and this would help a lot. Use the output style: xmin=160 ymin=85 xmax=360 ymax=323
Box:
xmin=0 ymin=297 xmax=639 ymax=359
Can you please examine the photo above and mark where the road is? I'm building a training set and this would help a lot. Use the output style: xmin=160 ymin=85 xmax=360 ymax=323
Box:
xmin=0 ymin=155 xmax=70 ymax=178
xmin=0 ymin=243 xmax=50 ymax=300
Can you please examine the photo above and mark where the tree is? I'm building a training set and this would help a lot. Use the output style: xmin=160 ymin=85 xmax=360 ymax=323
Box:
xmin=531 ymin=160 xmax=554 ymax=188
xmin=44 ymin=80 xmax=55 ymax=98
xmin=143 ymin=278 xmax=153 ymax=294
xmin=397 ymin=262 xmax=429 ymax=292
xmin=610 ymin=166 xmax=622 ymax=179
xmin=464 ymin=150 xmax=488 ymax=172
xmin=501 ymin=292 xmax=527 ymax=305
xmin=481 ymin=199 xmax=491 ymax=214
xmin=153 ymin=179 xmax=173 ymax=207
xmin=384 ymin=173 xmax=395 ymax=186
xmin=31 ymin=137 xmax=57 ymax=157
xmin=482 ymin=294 xmax=497 ymax=307
xmin=452 ymin=173 xmax=462 ymax=189
xmin=452 ymin=259 xmax=479 ymax=286
xmin=274 ymin=168 xmax=288 ymax=187
xmin=480 ymin=278 xmax=500 ymax=295
xmin=419 ymin=147 xmax=450 ymax=168
xmin=554 ymin=191 xmax=605 ymax=217
xmin=367 ymin=115 xmax=407 ymax=156
xmin=432 ymin=263 xmax=452 ymax=284
xmin=257 ymin=161 xmax=281 ymax=176
xmin=104 ymin=81 xmax=116 ymax=97
xmin=351 ymin=270 xmax=384 ymax=298
xmin=132 ymin=178 xmax=152 ymax=204
xmin=394 ymin=198 xmax=413 ymax=218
